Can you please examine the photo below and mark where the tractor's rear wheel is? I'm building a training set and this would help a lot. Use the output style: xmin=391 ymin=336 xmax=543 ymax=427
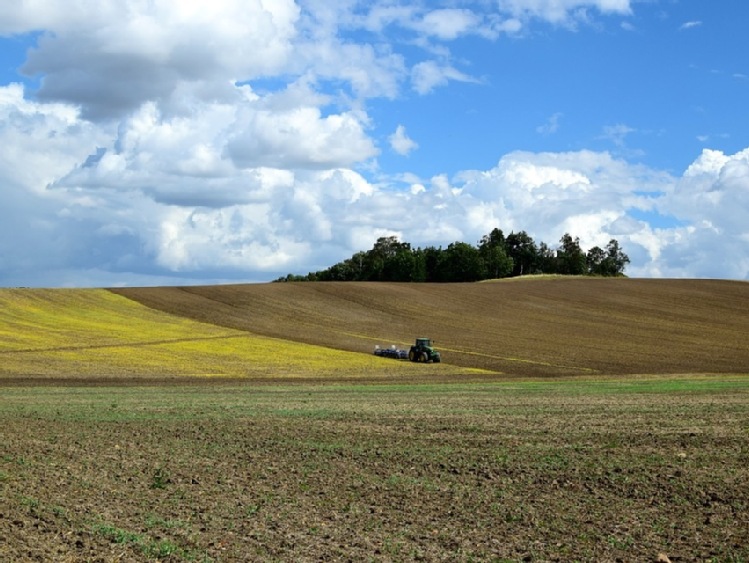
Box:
xmin=408 ymin=350 xmax=416 ymax=362
xmin=421 ymin=352 xmax=429 ymax=363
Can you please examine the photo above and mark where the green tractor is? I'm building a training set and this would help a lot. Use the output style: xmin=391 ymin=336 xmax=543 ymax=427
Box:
xmin=408 ymin=337 xmax=441 ymax=363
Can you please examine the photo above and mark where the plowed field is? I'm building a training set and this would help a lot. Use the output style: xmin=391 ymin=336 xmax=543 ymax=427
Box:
xmin=114 ymin=278 xmax=749 ymax=377
xmin=2 ymin=380 xmax=749 ymax=562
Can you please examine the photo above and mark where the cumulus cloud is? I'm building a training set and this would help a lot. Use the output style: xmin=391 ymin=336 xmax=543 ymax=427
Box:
xmin=3 ymin=78 xmax=749 ymax=284
xmin=226 ymin=105 xmax=378 ymax=170
xmin=1 ymin=2 xmax=748 ymax=286
xmin=416 ymin=9 xmax=482 ymax=40
xmin=16 ymin=0 xmax=300 ymax=120
xmin=389 ymin=125 xmax=418 ymax=156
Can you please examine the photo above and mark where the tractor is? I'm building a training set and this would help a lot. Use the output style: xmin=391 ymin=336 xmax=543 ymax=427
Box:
xmin=408 ymin=337 xmax=441 ymax=363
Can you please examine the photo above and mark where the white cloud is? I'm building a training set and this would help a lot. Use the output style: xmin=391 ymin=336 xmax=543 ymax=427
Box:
xmin=537 ymin=112 xmax=563 ymax=135
xmin=620 ymin=21 xmax=636 ymax=32
xmin=601 ymin=123 xmax=636 ymax=147
xmin=389 ymin=125 xmax=418 ymax=156
xmin=679 ymin=20 xmax=702 ymax=31
xmin=496 ymin=0 xmax=632 ymax=26
xmin=411 ymin=60 xmax=478 ymax=94
xmin=665 ymin=148 xmax=749 ymax=234
xmin=227 ymin=106 xmax=378 ymax=169
xmin=1 ymin=2 xmax=748 ymax=286
xmin=14 ymin=0 xmax=300 ymax=120
xmin=2 ymin=81 xmax=749 ymax=284
xmin=417 ymin=9 xmax=482 ymax=40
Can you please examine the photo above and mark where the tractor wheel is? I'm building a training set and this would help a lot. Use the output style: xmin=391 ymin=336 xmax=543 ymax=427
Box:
xmin=421 ymin=352 xmax=429 ymax=363
xmin=408 ymin=350 xmax=416 ymax=362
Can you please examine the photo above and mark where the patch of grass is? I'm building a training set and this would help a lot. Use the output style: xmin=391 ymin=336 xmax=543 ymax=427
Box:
xmin=144 ymin=513 xmax=188 ymax=530
xmin=91 ymin=521 xmax=198 ymax=560
xmin=150 ymin=466 xmax=171 ymax=489
xmin=20 ymin=496 xmax=40 ymax=512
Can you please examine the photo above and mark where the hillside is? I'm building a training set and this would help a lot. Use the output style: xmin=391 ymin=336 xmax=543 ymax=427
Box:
xmin=113 ymin=278 xmax=749 ymax=377
xmin=0 ymin=288 xmax=479 ymax=380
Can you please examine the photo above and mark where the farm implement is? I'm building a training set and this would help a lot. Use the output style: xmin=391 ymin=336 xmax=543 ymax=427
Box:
xmin=374 ymin=337 xmax=441 ymax=363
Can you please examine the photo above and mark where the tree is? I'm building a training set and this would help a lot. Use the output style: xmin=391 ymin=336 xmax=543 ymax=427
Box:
xmin=421 ymin=246 xmax=443 ymax=282
xmin=478 ymin=228 xmax=513 ymax=279
xmin=586 ymin=239 xmax=629 ymax=276
xmin=586 ymin=246 xmax=607 ymax=275
xmin=440 ymin=242 xmax=485 ymax=282
xmin=506 ymin=231 xmax=538 ymax=276
xmin=275 ymin=230 xmax=631 ymax=282
xmin=556 ymin=233 xmax=587 ymax=275
xmin=604 ymin=239 xmax=630 ymax=276
xmin=382 ymin=244 xmax=421 ymax=282
xmin=362 ymin=236 xmax=411 ymax=280
xmin=535 ymin=242 xmax=556 ymax=274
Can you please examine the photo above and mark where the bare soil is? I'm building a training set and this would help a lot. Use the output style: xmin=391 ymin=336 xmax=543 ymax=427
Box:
xmin=114 ymin=278 xmax=749 ymax=377
xmin=2 ymin=380 xmax=749 ymax=562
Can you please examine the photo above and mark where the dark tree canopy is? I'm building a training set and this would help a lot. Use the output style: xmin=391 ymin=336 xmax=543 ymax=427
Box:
xmin=556 ymin=233 xmax=588 ymax=276
xmin=278 ymin=230 xmax=630 ymax=283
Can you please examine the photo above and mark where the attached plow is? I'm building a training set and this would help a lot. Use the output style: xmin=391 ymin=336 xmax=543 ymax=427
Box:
xmin=373 ymin=345 xmax=409 ymax=359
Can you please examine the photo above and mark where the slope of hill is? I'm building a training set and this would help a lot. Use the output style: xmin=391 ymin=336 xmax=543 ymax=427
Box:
xmin=0 ymin=288 xmax=479 ymax=380
xmin=113 ymin=278 xmax=749 ymax=377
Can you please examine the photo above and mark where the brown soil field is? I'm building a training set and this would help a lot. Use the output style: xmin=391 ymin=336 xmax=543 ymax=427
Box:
xmin=113 ymin=278 xmax=749 ymax=377
xmin=2 ymin=380 xmax=748 ymax=562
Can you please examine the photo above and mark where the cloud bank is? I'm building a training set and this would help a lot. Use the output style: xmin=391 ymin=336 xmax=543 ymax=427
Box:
xmin=1 ymin=1 xmax=747 ymax=286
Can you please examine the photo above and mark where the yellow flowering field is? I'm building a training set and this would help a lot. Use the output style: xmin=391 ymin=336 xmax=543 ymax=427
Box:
xmin=0 ymin=288 xmax=484 ymax=379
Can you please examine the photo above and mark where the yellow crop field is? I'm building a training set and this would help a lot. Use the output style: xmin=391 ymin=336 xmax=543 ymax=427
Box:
xmin=0 ymin=288 xmax=487 ymax=379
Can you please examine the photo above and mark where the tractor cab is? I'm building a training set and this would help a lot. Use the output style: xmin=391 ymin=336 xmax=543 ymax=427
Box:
xmin=409 ymin=337 xmax=441 ymax=363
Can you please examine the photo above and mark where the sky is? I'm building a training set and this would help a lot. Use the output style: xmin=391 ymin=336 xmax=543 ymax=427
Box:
xmin=0 ymin=0 xmax=748 ymax=287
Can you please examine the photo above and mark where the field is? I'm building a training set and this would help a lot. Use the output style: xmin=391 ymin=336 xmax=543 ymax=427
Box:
xmin=2 ymin=380 xmax=749 ymax=562
xmin=113 ymin=278 xmax=749 ymax=377
xmin=0 ymin=288 xmax=485 ymax=381
xmin=1 ymin=278 xmax=749 ymax=561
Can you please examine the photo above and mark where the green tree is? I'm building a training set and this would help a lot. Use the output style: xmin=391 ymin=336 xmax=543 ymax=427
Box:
xmin=506 ymin=231 xmax=538 ymax=276
xmin=382 ymin=243 xmax=421 ymax=281
xmin=421 ymin=246 xmax=443 ymax=282
xmin=535 ymin=242 xmax=556 ymax=274
xmin=587 ymin=239 xmax=630 ymax=276
xmin=556 ymin=233 xmax=587 ymax=275
xmin=440 ymin=242 xmax=486 ymax=282
xmin=603 ymin=239 xmax=630 ymax=276
xmin=362 ymin=236 xmax=411 ymax=280
xmin=586 ymin=246 xmax=607 ymax=275
xmin=478 ymin=228 xmax=513 ymax=279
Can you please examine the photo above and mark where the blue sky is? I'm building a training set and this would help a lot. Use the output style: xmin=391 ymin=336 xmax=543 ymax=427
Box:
xmin=0 ymin=0 xmax=748 ymax=287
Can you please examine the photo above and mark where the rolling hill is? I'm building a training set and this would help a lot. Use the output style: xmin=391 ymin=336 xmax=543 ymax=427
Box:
xmin=111 ymin=277 xmax=749 ymax=378
xmin=1 ymin=278 xmax=747 ymax=381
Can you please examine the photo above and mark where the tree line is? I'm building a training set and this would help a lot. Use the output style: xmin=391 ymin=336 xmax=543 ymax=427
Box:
xmin=276 ymin=229 xmax=630 ymax=283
